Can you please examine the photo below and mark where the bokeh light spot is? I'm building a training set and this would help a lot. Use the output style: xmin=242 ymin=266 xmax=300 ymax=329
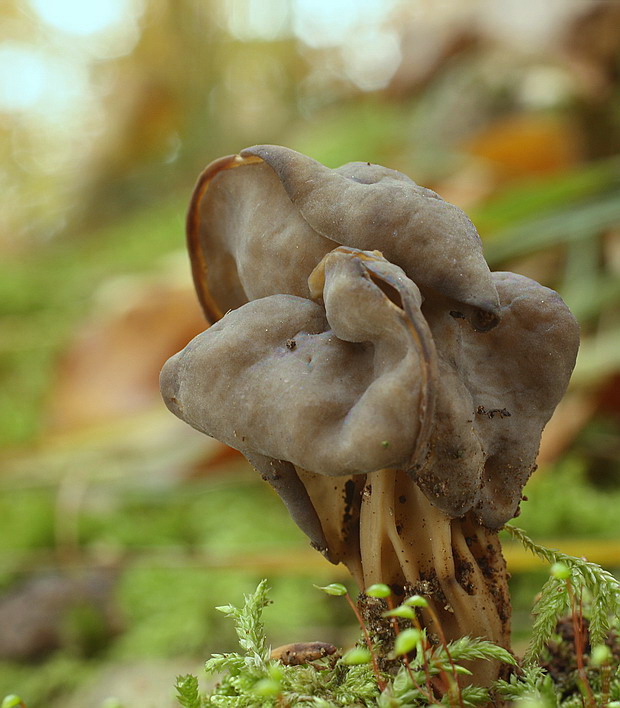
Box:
xmin=0 ymin=44 xmax=47 ymax=112
xmin=342 ymin=29 xmax=402 ymax=91
xmin=292 ymin=0 xmax=397 ymax=48
xmin=29 ymin=0 xmax=131 ymax=36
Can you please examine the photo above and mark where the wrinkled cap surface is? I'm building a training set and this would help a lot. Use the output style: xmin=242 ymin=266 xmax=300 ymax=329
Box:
xmin=415 ymin=270 xmax=579 ymax=527
xmin=163 ymin=247 xmax=578 ymax=533
xmin=187 ymin=145 xmax=501 ymax=331
xmin=162 ymin=249 xmax=435 ymax=479
xmin=165 ymin=146 xmax=580 ymax=539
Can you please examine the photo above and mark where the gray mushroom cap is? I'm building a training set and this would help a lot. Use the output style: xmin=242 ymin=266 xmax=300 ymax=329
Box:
xmin=161 ymin=249 xmax=436 ymax=479
xmin=162 ymin=244 xmax=579 ymax=534
xmin=416 ymin=270 xmax=579 ymax=527
xmin=187 ymin=145 xmax=500 ymax=331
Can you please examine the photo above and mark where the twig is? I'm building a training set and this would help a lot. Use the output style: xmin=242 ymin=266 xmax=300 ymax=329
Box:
xmin=565 ymin=578 xmax=595 ymax=708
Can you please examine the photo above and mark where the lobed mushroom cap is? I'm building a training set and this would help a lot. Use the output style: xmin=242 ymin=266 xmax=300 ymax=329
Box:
xmin=161 ymin=249 xmax=436 ymax=479
xmin=162 ymin=248 xmax=578 ymax=532
xmin=415 ymin=270 xmax=579 ymax=527
xmin=165 ymin=146 xmax=580 ymax=544
xmin=187 ymin=145 xmax=500 ymax=331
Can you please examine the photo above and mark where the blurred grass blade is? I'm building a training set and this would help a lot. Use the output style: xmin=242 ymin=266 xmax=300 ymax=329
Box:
xmin=473 ymin=156 xmax=620 ymax=234
xmin=484 ymin=195 xmax=620 ymax=266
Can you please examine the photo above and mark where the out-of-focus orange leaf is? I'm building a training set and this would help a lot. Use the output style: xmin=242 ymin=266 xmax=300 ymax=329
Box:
xmin=463 ymin=114 xmax=582 ymax=179
xmin=537 ymin=392 xmax=597 ymax=466
xmin=47 ymin=271 xmax=206 ymax=433
xmin=597 ymin=373 xmax=620 ymax=418
xmin=430 ymin=162 xmax=496 ymax=210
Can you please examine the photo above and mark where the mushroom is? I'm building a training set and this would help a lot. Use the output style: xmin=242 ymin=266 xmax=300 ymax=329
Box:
xmin=162 ymin=146 xmax=580 ymax=685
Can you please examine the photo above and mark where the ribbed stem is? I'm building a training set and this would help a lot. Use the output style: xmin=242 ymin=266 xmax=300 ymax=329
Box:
xmin=298 ymin=466 xmax=512 ymax=687
xmin=355 ymin=470 xmax=510 ymax=686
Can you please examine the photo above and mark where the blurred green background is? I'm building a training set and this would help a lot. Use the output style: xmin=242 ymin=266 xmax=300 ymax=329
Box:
xmin=1 ymin=0 xmax=619 ymax=705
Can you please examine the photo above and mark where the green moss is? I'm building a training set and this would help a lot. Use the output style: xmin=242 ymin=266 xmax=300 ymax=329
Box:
xmin=0 ymin=488 xmax=55 ymax=551
xmin=519 ymin=457 xmax=620 ymax=539
xmin=0 ymin=655 xmax=88 ymax=707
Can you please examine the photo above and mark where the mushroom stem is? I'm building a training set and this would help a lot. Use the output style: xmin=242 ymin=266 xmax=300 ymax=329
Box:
xmin=356 ymin=469 xmax=511 ymax=686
